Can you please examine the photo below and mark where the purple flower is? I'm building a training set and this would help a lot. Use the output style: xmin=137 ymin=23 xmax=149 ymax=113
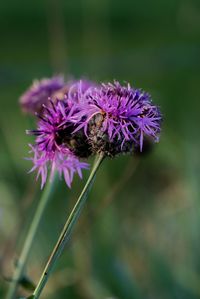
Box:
xmin=72 ymin=81 xmax=162 ymax=154
xmin=27 ymin=99 xmax=89 ymax=188
xmin=20 ymin=76 xmax=65 ymax=114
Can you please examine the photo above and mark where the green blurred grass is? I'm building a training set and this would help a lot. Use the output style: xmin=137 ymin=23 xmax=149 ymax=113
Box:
xmin=0 ymin=0 xmax=200 ymax=298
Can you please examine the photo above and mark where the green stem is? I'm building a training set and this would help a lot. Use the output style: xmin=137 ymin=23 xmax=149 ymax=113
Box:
xmin=6 ymin=176 xmax=57 ymax=299
xmin=29 ymin=153 xmax=104 ymax=299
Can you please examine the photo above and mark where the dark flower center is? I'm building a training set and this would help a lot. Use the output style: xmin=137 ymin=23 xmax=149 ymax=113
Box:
xmin=55 ymin=125 xmax=91 ymax=158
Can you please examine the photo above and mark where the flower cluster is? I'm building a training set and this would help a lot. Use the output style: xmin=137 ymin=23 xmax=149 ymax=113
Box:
xmin=22 ymin=77 xmax=162 ymax=188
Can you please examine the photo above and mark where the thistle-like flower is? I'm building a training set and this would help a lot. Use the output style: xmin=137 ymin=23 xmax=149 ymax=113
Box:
xmin=20 ymin=76 xmax=65 ymax=114
xmin=72 ymin=81 xmax=162 ymax=156
xmin=27 ymin=99 xmax=89 ymax=188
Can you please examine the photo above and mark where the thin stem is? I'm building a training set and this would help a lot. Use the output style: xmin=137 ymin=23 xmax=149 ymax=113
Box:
xmin=6 ymin=176 xmax=57 ymax=299
xmin=30 ymin=153 xmax=104 ymax=299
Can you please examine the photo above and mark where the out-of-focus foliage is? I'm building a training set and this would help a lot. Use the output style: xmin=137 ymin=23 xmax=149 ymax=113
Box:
xmin=0 ymin=0 xmax=200 ymax=298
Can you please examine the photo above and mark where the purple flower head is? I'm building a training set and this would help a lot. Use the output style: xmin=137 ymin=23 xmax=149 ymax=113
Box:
xmin=20 ymin=75 xmax=65 ymax=114
xmin=72 ymin=81 xmax=162 ymax=155
xmin=27 ymin=99 xmax=89 ymax=188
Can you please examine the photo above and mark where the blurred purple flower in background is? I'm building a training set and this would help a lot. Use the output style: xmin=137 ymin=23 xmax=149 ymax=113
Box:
xmin=20 ymin=76 xmax=65 ymax=114
xmin=20 ymin=76 xmax=95 ymax=116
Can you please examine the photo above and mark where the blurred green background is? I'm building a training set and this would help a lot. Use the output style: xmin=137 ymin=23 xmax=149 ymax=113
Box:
xmin=0 ymin=0 xmax=200 ymax=298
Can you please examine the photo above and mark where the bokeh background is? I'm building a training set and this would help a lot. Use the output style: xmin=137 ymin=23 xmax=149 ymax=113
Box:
xmin=0 ymin=0 xmax=200 ymax=298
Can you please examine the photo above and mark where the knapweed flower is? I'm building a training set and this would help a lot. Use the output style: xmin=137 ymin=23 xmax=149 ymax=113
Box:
xmin=20 ymin=76 xmax=65 ymax=114
xmin=72 ymin=81 xmax=162 ymax=156
xmin=27 ymin=99 xmax=89 ymax=188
